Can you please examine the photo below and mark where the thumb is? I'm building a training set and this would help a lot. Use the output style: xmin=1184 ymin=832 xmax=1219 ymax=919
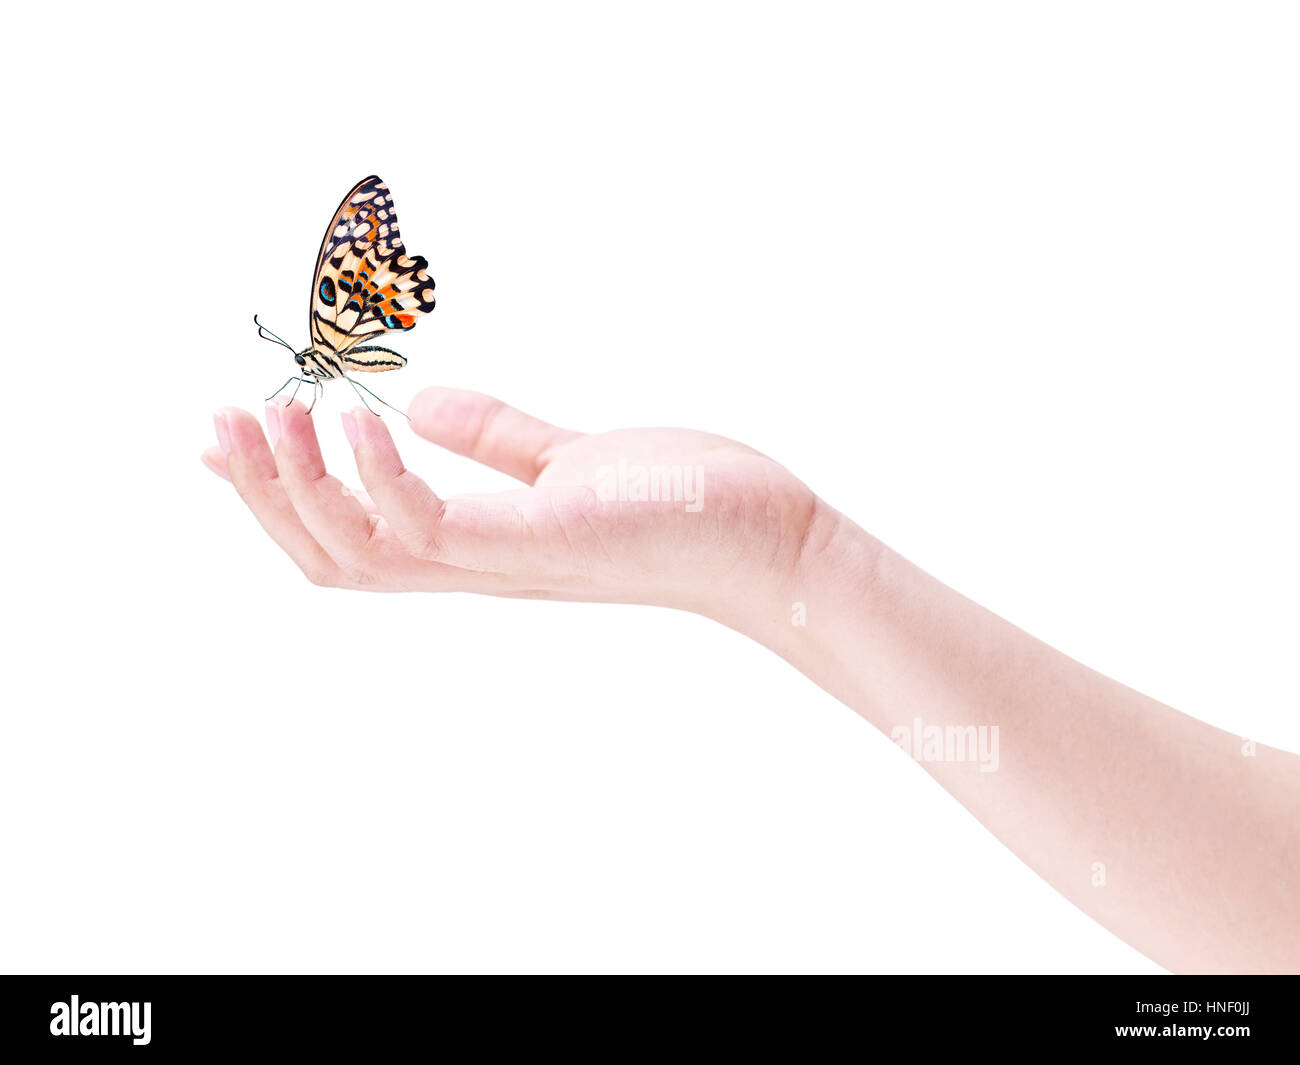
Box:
xmin=408 ymin=387 xmax=581 ymax=485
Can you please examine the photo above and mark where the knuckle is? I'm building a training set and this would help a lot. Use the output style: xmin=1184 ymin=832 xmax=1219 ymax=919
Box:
xmin=402 ymin=496 xmax=447 ymax=561
xmin=299 ymin=564 xmax=336 ymax=588
xmin=336 ymin=518 xmax=385 ymax=584
xmin=406 ymin=528 xmax=443 ymax=561
xmin=348 ymin=566 xmax=380 ymax=586
xmin=466 ymin=398 xmax=506 ymax=456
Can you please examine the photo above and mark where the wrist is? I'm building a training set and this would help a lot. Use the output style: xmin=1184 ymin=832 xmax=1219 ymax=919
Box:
xmin=709 ymin=499 xmax=886 ymax=652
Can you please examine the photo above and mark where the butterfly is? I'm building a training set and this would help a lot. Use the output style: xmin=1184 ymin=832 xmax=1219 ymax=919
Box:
xmin=257 ymin=175 xmax=436 ymax=417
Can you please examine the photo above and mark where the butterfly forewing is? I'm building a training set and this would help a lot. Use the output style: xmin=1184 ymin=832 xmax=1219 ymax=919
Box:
xmin=309 ymin=175 xmax=436 ymax=364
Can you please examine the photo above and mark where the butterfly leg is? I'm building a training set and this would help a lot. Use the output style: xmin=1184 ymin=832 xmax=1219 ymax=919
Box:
xmin=345 ymin=377 xmax=380 ymax=417
xmin=344 ymin=375 xmax=410 ymax=420
xmin=265 ymin=375 xmax=312 ymax=403
xmin=305 ymin=378 xmax=322 ymax=415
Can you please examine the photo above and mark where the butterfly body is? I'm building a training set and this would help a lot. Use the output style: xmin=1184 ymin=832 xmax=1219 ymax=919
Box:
xmin=258 ymin=175 xmax=434 ymax=416
xmin=292 ymin=344 xmax=407 ymax=381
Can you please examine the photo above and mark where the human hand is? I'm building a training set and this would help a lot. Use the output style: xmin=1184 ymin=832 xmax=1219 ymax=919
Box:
xmin=202 ymin=389 xmax=832 ymax=627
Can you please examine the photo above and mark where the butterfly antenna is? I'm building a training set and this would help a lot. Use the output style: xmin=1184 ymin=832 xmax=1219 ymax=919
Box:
xmin=345 ymin=375 xmax=410 ymax=420
xmin=253 ymin=314 xmax=298 ymax=353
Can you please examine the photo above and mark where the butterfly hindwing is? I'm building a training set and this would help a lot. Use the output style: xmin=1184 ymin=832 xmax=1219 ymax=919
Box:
xmin=309 ymin=176 xmax=436 ymax=363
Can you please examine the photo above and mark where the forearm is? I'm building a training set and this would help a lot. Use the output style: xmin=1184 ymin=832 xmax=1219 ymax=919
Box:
xmin=736 ymin=505 xmax=1300 ymax=973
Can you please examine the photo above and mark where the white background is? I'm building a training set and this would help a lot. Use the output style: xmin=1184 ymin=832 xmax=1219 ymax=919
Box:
xmin=2 ymin=2 xmax=1296 ymax=974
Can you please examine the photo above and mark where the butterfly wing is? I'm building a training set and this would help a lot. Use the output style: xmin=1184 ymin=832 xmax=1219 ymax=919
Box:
xmin=309 ymin=175 xmax=436 ymax=368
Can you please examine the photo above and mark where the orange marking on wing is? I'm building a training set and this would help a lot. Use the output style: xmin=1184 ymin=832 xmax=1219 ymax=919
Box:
xmin=395 ymin=313 xmax=414 ymax=327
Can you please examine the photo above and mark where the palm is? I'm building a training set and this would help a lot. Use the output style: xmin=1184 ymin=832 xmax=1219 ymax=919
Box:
xmin=529 ymin=428 xmax=819 ymax=610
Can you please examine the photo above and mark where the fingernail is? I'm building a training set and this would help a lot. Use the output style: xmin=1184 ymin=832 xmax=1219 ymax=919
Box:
xmin=340 ymin=411 xmax=358 ymax=448
xmin=213 ymin=412 xmax=232 ymax=455
xmin=265 ymin=404 xmax=282 ymax=450
xmin=201 ymin=449 xmax=231 ymax=482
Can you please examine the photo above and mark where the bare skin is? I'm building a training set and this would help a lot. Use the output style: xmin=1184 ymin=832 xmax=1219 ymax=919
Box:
xmin=204 ymin=387 xmax=1300 ymax=973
